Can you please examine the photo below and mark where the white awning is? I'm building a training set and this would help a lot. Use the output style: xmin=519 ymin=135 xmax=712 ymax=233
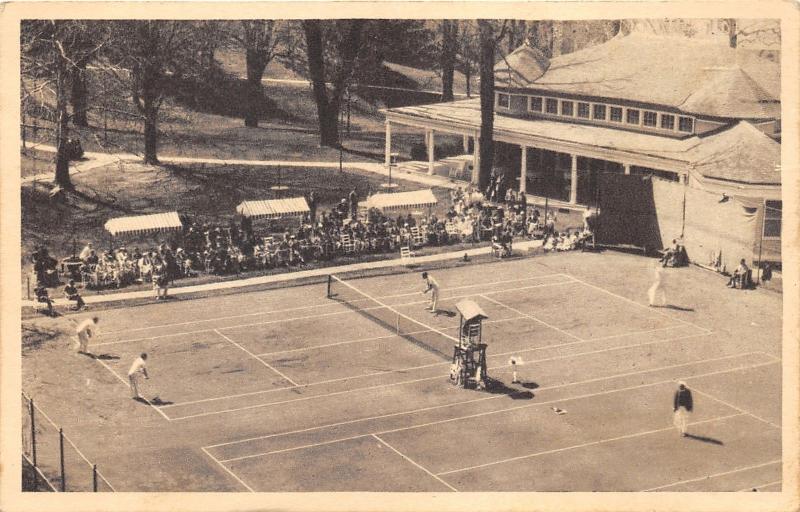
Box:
xmin=364 ymin=189 xmax=438 ymax=211
xmin=236 ymin=197 xmax=310 ymax=219
xmin=104 ymin=212 xmax=183 ymax=236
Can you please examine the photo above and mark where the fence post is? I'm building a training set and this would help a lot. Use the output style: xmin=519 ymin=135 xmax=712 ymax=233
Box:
xmin=93 ymin=464 xmax=98 ymax=492
xmin=59 ymin=428 xmax=66 ymax=491
xmin=30 ymin=398 xmax=37 ymax=466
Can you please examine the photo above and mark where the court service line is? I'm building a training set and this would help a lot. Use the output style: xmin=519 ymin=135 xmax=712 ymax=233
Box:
xmin=97 ymin=280 xmax=574 ymax=347
xmin=642 ymin=460 xmax=782 ymax=491
xmin=94 ymin=357 xmax=172 ymax=421
xmin=480 ymin=295 xmax=584 ymax=342
xmin=201 ymin=446 xmax=255 ymax=492
xmin=738 ymin=479 xmax=782 ymax=492
xmin=255 ymin=315 xmax=526 ymax=358
xmin=208 ymin=355 xmax=772 ymax=457
xmin=161 ymin=321 xmax=699 ymax=411
xmin=171 ymin=330 xmax=717 ymax=420
xmin=102 ymin=273 xmax=566 ymax=336
xmin=436 ymin=413 xmax=745 ymax=476
xmin=688 ymin=386 xmax=781 ymax=430
xmin=372 ymin=434 xmax=459 ymax=492
xmin=563 ymin=273 xmax=714 ymax=335
xmin=213 ymin=330 xmax=299 ymax=387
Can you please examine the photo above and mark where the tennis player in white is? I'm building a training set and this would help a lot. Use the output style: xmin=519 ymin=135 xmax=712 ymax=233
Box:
xmin=422 ymin=272 xmax=440 ymax=313
xmin=128 ymin=353 xmax=150 ymax=399
xmin=73 ymin=316 xmax=99 ymax=354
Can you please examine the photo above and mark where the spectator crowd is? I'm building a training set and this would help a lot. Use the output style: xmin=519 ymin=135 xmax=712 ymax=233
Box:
xmin=30 ymin=185 xmax=595 ymax=307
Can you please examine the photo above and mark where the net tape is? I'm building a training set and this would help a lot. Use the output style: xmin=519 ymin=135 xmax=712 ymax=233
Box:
xmin=327 ymin=275 xmax=457 ymax=361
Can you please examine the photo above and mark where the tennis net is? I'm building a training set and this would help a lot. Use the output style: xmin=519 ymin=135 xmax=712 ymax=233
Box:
xmin=327 ymin=274 xmax=457 ymax=361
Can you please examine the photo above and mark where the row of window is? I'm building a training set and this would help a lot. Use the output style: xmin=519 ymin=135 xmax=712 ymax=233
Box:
xmin=497 ymin=93 xmax=695 ymax=134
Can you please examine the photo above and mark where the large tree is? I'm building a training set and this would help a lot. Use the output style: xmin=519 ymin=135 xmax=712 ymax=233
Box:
xmin=439 ymin=20 xmax=459 ymax=102
xmin=301 ymin=20 xmax=366 ymax=147
xmin=106 ymin=21 xmax=198 ymax=164
xmin=21 ymin=20 xmax=105 ymax=188
xmin=477 ymin=20 xmax=507 ymax=190
xmin=229 ymin=21 xmax=285 ymax=128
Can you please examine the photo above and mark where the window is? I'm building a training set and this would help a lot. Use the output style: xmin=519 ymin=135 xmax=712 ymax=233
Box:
xmin=561 ymin=101 xmax=574 ymax=116
xmin=626 ymin=109 xmax=640 ymax=124
xmin=609 ymin=107 xmax=623 ymax=122
xmin=593 ymin=104 xmax=606 ymax=120
xmin=764 ymin=200 xmax=782 ymax=238
xmin=643 ymin=111 xmax=658 ymax=127
xmin=660 ymin=114 xmax=675 ymax=130
xmin=545 ymin=98 xmax=559 ymax=114
xmin=497 ymin=93 xmax=510 ymax=108
xmin=577 ymin=102 xmax=590 ymax=118
xmin=679 ymin=116 xmax=694 ymax=133
xmin=529 ymin=96 xmax=543 ymax=112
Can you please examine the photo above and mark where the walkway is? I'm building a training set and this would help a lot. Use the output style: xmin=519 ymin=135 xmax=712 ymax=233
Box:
xmin=23 ymin=240 xmax=542 ymax=308
xmin=21 ymin=144 xmax=457 ymax=191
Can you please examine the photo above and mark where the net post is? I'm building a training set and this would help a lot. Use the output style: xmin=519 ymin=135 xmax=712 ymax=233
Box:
xmin=93 ymin=464 xmax=98 ymax=492
xmin=326 ymin=275 xmax=332 ymax=298
xmin=59 ymin=427 xmax=66 ymax=491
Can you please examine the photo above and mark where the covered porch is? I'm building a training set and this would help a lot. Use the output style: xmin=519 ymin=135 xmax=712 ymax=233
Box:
xmin=382 ymin=98 xmax=691 ymax=209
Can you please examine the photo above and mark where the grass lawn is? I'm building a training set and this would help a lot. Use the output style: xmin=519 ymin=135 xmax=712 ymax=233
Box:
xmin=21 ymin=148 xmax=56 ymax=178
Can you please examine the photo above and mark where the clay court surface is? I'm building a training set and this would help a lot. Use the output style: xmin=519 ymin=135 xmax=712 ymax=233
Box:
xmin=21 ymin=251 xmax=782 ymax=492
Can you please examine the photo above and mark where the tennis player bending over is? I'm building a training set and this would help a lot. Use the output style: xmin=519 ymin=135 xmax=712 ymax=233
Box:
xmin=422 ymin=272 xmax=440 ymax=313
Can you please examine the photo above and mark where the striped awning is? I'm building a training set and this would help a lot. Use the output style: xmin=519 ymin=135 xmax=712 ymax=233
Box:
xmin=104 ymin=211 xmax=183 ymax=236
xmin=236 ymin=197 xmax=310 ymax=219
xmin=364 ymin=189 xmax=438 ymax=211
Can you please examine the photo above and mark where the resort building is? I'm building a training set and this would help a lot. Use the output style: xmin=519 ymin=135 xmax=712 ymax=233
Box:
xmin=382 ymin=30 xmax=782 ymax=269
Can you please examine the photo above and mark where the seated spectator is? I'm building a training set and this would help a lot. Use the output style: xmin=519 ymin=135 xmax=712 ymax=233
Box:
xmin=79 ymin=242 xmax=94 ymax=261
xmin=85 ymin=250 xmax=99 ymax=266
xmin=35 ymin=285 xmax=55 ymax=316
xmin=64 ymin=279 xmax=85 ymax=310
xmin=728 ymin=259 xmax=751 ymax=289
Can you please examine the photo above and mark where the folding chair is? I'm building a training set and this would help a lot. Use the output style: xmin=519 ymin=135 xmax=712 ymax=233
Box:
xmin=400 ymin=246 xmax=416 ymax=265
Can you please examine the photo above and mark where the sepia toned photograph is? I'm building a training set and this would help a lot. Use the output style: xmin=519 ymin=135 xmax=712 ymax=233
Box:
xmin=1 ymin=3 xmax=798 ymax=511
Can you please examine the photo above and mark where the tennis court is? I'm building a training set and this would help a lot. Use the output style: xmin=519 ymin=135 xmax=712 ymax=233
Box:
xmin=20 ymin=252 xmax=782 ymax=492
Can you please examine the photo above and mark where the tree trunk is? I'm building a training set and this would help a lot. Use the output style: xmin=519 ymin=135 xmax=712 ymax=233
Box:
xmin=70 ymin=59 xmax=89 ymax=127
xmin=143 ymin=99 xmax=159 ymax=164
xmin=244 ymin=48 xmax=267 ymax=128
xmin=440 ymin=20 xmax=458 ymax=102
xmin=477 ymin=20 xmax=495 ymax=191
xmin=304 ymin=21 xmax=335 ymax=147
xmin=54 ymin=57 xmax=72 ymax=189
xmin=465 ymin=63 xmax=472 ymax=98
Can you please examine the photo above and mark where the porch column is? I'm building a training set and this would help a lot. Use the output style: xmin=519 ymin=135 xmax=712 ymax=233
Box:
xmin=623 ymin=163 xmax=631 ymax=175
xmin=569 ymin=154 xmax=578 ymax=204
xmin=463 ymin=134 xmax=470 ymax=153
xmin=427 ymin=129 xmax=435 ymax=175
xmin=472 ymin=132 xmax=480 ymax=184
xmin=519 ymin=146 xmax=528 ymax=194
xmin=384 ymin=120 xmax=392 ymax=169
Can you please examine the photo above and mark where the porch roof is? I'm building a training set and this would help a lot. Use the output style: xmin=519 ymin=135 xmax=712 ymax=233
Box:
xmin=385 ymin=100 xmax=781 ymax=186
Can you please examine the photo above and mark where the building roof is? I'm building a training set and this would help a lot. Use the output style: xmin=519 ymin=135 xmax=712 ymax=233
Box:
xmin=494 ymin=44 xmax=549 ymax=88
xmin=678 ymin=66 xmax=779 ymax=118
xmin=236 ymin=197 xmax=310 ymax=219
xmin=104 ymin=211 xmax=183 ymax=236
xmin=385 ymin=99 xmax=781 ymax=186
xmin=501 ymin=33 xmax=780 ymax=119
xmin=686 ymin=121 xmax=781 ymax=185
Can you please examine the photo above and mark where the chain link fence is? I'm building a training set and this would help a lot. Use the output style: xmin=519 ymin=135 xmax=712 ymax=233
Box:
xmin=21 ymin=392 xmax=115 ymax=492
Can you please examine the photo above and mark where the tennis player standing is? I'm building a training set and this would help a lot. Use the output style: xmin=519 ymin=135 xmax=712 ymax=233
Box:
xmin=648 ymin=261 xmax=667 ymax=307
xmin=128 ymin=353 xmax=150 ymax=400
xmin=74 ymin=316 xmax=99 ymax=355
xmin=422 ymin=272 xmax=440 ymax=313
xmin=673 ymin=382 xmax=693 ymax=437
